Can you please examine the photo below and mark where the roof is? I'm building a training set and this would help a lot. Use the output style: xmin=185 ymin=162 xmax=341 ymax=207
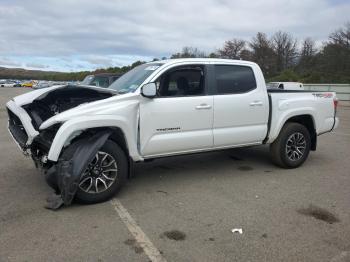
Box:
xmin=148 ymin=58 xmax=257 ymax=67
xmin=269 ymin=82 xmax=303 ymax=84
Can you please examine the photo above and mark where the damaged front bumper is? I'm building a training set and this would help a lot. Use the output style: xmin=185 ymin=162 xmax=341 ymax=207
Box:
xmin=7 ymin=100 xmax=39 ymax=148
xmin=7 ymin=101 xmax=112 ymax=210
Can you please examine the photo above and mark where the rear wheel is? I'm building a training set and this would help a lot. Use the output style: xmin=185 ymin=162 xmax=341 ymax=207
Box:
xmin=270 ymin=122 xmax=311 ymax=168
xmin=75 ymin=140 xmax=128 ymax=204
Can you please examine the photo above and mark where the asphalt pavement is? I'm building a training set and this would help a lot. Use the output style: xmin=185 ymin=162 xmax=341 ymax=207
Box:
xmin=0 ymin=87 xmax=349 ymax=262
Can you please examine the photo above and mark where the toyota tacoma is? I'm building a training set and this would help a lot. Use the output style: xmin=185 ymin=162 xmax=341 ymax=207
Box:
xmin=6 ymin=58 xmax=339 ymax=209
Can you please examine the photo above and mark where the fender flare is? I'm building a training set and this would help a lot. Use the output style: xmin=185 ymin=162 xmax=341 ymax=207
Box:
xmin=268 ymin=108 xmax=317 ymax=143
xmin=45 ymin=130 xmax=112 ymax=209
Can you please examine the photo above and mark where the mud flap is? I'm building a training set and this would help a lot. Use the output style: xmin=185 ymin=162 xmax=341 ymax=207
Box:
xmin=45 ymin=130 xmax=112 ymax=210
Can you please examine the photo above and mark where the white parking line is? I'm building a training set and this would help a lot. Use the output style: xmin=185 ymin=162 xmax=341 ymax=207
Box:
xmin=110 ymin=198 xmax=167 ymax=262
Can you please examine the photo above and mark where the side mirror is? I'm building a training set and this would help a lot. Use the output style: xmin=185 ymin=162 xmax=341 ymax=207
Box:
xmin=141 ymin=83 xmax=157 ymax=98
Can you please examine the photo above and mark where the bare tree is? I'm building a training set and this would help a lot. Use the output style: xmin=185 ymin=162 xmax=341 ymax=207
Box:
xmin=218 ymin=39 xmax=246 ymax=59
xmin=240 ymin=49 xmax=253 ymax=61
xmin=329 ymin=22 xmax=350 ymax=47
xmin=249 ymin=32 xmax=276 ymax=77
xmin=300 ymin=37 xmax=316 ymax=58
xmin=318 ymin=22 xmax=350 ymax=82
xmin=297 ymin=37 xmax=317 ymax=74
xmin=171 ymin=46 xmax=206 ymax=58
xmin=272 ymin=31 xmax=298 ymax=72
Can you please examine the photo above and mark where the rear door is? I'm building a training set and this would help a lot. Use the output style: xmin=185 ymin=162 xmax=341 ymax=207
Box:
xmin=140 ymin=64 xmax=213 ymax=157
xmin=211 ymin=64 xmax=269 ymax=147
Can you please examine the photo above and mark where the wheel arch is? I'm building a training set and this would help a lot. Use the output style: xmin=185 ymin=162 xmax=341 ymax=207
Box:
xmin=108 ymin=127 xmax=129 ymax=156
xmin=283 ymin=114 xmax=317 ymax=151
xmin=67 ymin=126 xmax=130 ymax=155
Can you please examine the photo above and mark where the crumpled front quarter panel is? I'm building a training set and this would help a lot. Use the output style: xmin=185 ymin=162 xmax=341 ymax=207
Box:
xmin=47 ymin=96 xmax=141 ymax=162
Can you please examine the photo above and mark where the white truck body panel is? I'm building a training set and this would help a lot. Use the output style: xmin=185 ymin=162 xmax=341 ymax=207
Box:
xmin=267 ymin=92 xmax=337 ymax=143
xmin=6 ymin=100 xmax=39 ymax=144
xmin=140 ymin=95 xmax=214 ymax=157
xmin=212 ymin=62 xmax=269 ymax=147
xmin=47 ymin=101 xmax=141 ymax=162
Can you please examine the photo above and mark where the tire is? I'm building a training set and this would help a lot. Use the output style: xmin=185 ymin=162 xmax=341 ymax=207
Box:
xmin=75 ymin=140 xmax=128 ymax=204
xmin=270 ymin=122 xmax=311 ymax=168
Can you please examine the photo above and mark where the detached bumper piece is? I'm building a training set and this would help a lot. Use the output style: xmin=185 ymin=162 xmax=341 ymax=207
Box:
xmin=45 ymin=130 xmax=112 ymax=210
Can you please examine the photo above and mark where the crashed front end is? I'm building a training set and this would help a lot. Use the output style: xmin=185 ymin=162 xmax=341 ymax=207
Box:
xmin=6 ymin=85 xmax=115 ymax=209
xmin=7 ymin=98 xmax=57 ymax=188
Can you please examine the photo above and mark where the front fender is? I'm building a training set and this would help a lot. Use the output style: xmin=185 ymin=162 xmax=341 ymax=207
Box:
xmin=47 ymin=114 xmax=141 ymax=162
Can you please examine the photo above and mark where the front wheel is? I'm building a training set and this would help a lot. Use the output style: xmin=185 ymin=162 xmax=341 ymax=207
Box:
xmin=270 ymin=122 xmax=311 ymax=168
xmin=75 ymin=140 xmax=128 ymax=204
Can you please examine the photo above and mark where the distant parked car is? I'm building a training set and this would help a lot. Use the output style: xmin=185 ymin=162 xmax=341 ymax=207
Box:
xmin=22 ymin=81 xmax=34 ymax=88
xmin=267 ymin=82 xmax=304 ymax=90
xmin=0 ymin=80 xmax=21 ymax=87
xmin=80 ymin=73 xmax=122 ymax=88
xmin=32 ymin=81 xmax=51 ymax=89
xmin=1 ymin=82 xmax=10 ymax=87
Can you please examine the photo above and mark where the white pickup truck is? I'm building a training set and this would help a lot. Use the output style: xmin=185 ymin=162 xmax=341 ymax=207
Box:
xmin=6 ymin=58 xmax=339 ymax=209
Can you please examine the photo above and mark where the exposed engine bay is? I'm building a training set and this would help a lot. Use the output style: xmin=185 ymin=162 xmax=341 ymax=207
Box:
xmin=22 ymin=85 xmax=114 ymax=130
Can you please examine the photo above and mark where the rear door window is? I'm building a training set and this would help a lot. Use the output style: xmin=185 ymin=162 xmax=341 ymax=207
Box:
xmin=214 ymin=65 xmax=256 ymax=94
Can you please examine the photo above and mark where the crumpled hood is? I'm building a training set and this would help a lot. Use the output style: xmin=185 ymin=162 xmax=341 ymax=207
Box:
xmin=13 ymin=85 xmax=65 ymax=106
xmin=39 ymin=91 xmax=139 ymax=130
xmin=12 ymin=84 xmax=117 ymax=107
xmin=8 ymin=84 xmax=139 ymax=131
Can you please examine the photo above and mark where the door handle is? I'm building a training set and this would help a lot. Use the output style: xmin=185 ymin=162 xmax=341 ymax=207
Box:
xmin=249 ymin=101 xmax=263 ymax=106
xmin=195 ymin=104 xmax=212 ymax=110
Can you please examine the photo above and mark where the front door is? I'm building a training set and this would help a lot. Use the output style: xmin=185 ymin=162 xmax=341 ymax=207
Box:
xmin=140 ymin=65 xmax=213 ymax=157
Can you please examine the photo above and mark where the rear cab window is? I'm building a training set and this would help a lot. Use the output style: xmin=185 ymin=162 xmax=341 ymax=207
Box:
xmin=214 ymin=65 xmax=256 ymax=94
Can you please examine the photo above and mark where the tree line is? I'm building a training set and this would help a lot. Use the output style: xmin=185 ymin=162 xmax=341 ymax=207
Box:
xmin=170 ymin=22 xmax=350 ymax=83
xmin=0 ymin=61 xmax=145 ymax=82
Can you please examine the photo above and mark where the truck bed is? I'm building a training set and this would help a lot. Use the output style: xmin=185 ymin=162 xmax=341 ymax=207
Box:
xmin=265 ymin=90 xmax=338 ymax=144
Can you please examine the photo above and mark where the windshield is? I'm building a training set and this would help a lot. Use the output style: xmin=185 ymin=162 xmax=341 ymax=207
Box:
xmin=109 ymin=63 xmax=162 ymax=93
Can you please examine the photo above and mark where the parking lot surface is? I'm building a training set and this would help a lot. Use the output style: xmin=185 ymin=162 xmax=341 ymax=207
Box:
xmin=0 ymin=87 xmax=349 ymax=262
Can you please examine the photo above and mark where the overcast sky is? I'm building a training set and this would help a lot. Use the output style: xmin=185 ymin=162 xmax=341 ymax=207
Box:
xmin=0 ymin=0 xmax=349 ymax=72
